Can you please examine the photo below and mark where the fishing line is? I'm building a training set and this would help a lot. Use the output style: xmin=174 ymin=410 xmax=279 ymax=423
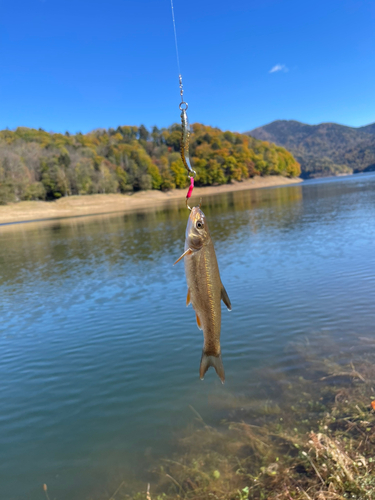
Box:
xmin=170 ymin=0 xmax=181 ymax=80
xmin=170 ymin=0 xmax=185 ymax=104
xmin=170 ymin=0 xmax=196 ymax=206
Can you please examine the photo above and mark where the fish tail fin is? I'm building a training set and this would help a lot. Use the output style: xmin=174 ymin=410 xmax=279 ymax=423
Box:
xmin=199 ymin=351 xmax=225 ymax=384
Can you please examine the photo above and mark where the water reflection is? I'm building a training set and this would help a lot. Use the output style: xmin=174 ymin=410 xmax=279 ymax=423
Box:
xmin=0 ymin=185 xmax=303 ymax=286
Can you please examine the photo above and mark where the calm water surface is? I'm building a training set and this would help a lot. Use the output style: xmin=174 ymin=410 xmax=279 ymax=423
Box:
xmin=1 ymin=173 xmax=375 ymax=499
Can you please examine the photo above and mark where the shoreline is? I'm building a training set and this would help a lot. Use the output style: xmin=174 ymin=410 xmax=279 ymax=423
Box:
xmin=0 ymin=176 xmax=301 ymax=225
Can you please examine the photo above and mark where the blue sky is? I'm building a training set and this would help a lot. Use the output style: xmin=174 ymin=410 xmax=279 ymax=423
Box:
xmin=1 ymin=0 xmax=374 ymax=133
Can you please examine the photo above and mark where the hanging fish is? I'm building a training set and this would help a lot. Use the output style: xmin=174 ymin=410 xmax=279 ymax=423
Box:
xmin=174 ymin=206 xmax=231 ymax=383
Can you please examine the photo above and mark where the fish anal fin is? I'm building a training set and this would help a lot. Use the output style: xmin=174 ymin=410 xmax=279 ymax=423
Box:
xmin=173 ymin=248 xmax=192 ymax=266
xmin=221 ymin=285 xmax=232 ymax=311
xmin=200 ymin=351 xmax=225 ymax=384
xmin=186 ymin=288 xmax=191 ymax=307
xmin=196 ymin=312 xmax=202 ymax=330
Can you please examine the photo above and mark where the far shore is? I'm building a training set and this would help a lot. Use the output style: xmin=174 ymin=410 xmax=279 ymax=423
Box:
xmin=0 ymin=175 xmax=302 ymax=225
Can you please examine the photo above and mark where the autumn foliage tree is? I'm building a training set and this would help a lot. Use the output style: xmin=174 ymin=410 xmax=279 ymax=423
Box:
xmin=0 ymin=124 xmax=300 ymax=204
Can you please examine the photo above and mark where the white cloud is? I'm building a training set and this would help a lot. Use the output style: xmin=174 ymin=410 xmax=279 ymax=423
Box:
xmin=269 ymin=64 xmax=288 ymax=74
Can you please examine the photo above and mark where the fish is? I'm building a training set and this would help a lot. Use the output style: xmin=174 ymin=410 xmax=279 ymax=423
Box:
xmin=174 ymin=206 xmax=231 ymax=383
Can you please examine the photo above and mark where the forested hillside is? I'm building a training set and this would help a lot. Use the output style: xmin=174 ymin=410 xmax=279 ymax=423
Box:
xmin=248 ymin=120 xmax=375 ymax=178
xmin=0 ymin=124 xmax=300 ymax=204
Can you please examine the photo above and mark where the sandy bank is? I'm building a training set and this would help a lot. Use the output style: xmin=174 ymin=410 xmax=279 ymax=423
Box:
xmin=0 ymin=176 xmax=302 ymax=225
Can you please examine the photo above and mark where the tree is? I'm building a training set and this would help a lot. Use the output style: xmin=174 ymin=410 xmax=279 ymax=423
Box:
xmin=0 ymin=123 xmax=301 ymax=204
xmin=138 ymin=125 xmax=149 ymax=141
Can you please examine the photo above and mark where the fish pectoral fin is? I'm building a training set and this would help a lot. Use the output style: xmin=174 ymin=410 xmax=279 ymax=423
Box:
xmin=186 ymin=288 xmax=191 ymax=307
xmin=173 ymin=248 xmax=193 ymax=266
xmin=195 ymin=312 xmax=202 ymax=330
xmin=221 ymin=285 xmax=232 ymax=311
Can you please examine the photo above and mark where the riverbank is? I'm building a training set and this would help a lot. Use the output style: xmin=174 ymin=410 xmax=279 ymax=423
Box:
xmin=0 ymin=176 xmax=301 ymax=225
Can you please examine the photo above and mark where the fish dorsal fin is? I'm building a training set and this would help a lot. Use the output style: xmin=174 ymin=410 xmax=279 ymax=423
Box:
xmin=196 ymin=313 xmax=202 ymax=330
xmin=186 ymin=288 xmax=191 ymax=307
xmin=221 ymin=285 xmax=232 ymax=311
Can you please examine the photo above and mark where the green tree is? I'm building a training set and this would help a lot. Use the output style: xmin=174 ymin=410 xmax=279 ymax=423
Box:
xmin=170 ymin=159 xmax=188 ymax=188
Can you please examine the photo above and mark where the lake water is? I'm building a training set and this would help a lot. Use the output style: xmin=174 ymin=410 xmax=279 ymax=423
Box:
xmin=1 ymin=173 xmax=375 ymax=500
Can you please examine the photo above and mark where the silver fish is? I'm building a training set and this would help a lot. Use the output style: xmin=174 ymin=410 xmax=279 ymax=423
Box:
xmin=174 ymin=206 xmax=231 ymax=382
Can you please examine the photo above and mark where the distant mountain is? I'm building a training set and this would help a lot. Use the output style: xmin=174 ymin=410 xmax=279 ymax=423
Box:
xmin=247 ymin=120 xmax=375 ymax=178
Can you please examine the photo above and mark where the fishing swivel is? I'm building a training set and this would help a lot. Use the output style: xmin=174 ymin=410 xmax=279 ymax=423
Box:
xmin=178 ymin=75 xmax=186 ymax=109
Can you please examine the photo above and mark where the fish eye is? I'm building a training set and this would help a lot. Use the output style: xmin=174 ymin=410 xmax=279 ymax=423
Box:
xmin=196 ymin=220 xmax=203 ymax=229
